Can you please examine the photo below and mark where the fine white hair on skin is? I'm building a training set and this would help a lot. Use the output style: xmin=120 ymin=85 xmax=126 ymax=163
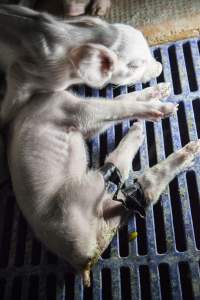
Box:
xmin=2 ymin=5 xmax=197 ymax=287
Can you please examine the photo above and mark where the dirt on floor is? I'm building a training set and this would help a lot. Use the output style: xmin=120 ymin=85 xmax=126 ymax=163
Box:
xmin=105 ymin=0 xmax=200 ymax=45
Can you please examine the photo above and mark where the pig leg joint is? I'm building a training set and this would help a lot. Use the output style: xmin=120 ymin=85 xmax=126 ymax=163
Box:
xmin=99 ymin=162 xmax=147 ymax=218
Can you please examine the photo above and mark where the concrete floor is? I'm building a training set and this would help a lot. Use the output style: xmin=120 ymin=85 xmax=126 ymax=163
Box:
xmin=105 ymin=0 xmax=200 ymax=45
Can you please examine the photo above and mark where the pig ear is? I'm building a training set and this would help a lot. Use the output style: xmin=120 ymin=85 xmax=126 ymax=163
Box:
xmin=69 ymin=43 xmax=117 ymax=88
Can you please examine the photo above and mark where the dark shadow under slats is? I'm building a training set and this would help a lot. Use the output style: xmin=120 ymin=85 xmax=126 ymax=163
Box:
xmin=102 ymin=268 xmax=112 ymax=300
xmin=84 ymin=86 xmax=92 ymax=98
xmin=132 ymin=149 xmax=141 ymax=171
xmin=179 ymin=262 xmax=194 ymax=300
xmin=120 ymin=267 xmax=131 ymax=300
xmin=0 ymin=196 xmax=15 ymax=268
xmin=0 ymin=278 xmax=6 ymax=300
xmin=11 ymin=277 xmax=22 ymax=300
xmin=146 ymin=122 xmax=157 ymax=167
xmin=127 ymin=84 xmax=135 ymax=94
xmin=139 ymin=265 xmax=152 ymax=300
xmin=197 ymin=40 xmax=200 ymax=55
xmin=183 ymin=42 xmax=198 ymax=92
xmin=153 ymin=200 xmax=167 ymax=254
xmin=99 ymin=132 xmax=107 ymax=166
xmin=177 ymin=101 xmax=190 ymax=146
xmin=31 ymin=238 xmax=41 ymax=265
xmin=46 ymin=274 xmax=56 ymax=300
xmin=168 ymin=46 xmax=182 ymax=94
xmin=136 ymin=215 xmax=148 ymax=255
xmin=28 ymin=275 xmax=39 ymax=300
xmin=186 ymin=171 xmax=200 ymax=250
xmin=65 ymin=273 xmax=75 ymax=300
xmin=15 ymin=213 xmax=27 ymax=267
xmin=159 ymin=263 xmax=172 ymax=300
xmin=114 ymin=124 xmax=123 ymax=148
xmin=142 ymin=82 xmax=150 ymax=89
xmin=101 ymin=244 xmax=111 ymax=259
xmin=113 ymin=85 xmax=122 ymax=98
xmin=119 ymin=225 xmax=129 ymax=257
xmin=162 ymin=118 xmax=174 ymax=156
xmin=87 ymin=140 xmax=93 ymax=168
xmin=46 ymin=251 xmax=58 ymax=264
xmin=192 ymin=98 xmax=200 ymax=138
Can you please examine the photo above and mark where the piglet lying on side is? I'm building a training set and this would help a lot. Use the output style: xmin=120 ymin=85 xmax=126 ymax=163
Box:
xmin=7 ymin=84 xmax=200 ymax=286
xmin=2 ymin=5 xmax=199 ymax=287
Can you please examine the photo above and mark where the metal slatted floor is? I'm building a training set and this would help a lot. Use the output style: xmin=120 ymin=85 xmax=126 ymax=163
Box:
xmin=0 ymin=37 xmax=200 ymax=300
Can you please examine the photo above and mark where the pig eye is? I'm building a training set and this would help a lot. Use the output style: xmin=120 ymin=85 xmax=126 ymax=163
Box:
xmin=128 ymin=59 xmax=146 ymax=69
xmin=127 ymin=63 xmax=137 ymax=69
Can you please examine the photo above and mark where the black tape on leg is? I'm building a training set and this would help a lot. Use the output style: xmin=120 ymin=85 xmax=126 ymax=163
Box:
xmin=99 ymin=162 xmax=122 ymax=194
xmin=99 ymin=163 xmax=147 ymax=218
xmin=120 ymin=179 xmax=147 ymax=218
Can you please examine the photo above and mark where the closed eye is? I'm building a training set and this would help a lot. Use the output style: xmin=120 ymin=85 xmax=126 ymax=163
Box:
xmin=127 ymin=63 xmax=137 ymax=69
xmin=127 ymin=59 xmax=146 ymax=69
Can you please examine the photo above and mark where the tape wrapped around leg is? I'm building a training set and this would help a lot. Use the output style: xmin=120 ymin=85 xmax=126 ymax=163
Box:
xmin=119 ymin=180 xmax=147 ymax=218
xmin=99 ymin=163 xmax=147 ymax=218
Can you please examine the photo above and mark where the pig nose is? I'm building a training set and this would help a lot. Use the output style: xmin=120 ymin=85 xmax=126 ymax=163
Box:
xmin=154 ymin=61 xmax=162 ymax=77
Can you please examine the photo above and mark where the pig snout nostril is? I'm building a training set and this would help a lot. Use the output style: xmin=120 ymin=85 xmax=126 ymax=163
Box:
xmin=156 ymin=62 xmax=162 ymax=76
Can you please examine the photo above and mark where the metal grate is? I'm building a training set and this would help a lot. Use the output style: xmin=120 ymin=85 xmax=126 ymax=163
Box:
xmin=0 ymin=37 xmax=200 ymax=300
